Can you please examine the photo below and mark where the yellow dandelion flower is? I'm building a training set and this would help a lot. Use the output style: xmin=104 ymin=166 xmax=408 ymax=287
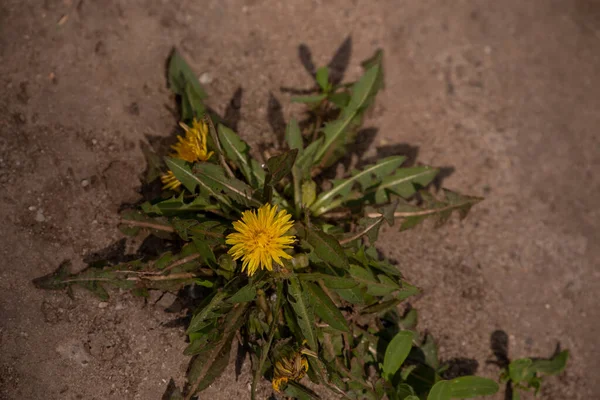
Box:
xmin=171 ymin=118 xmax=214 ymax=163
xmin=226 ymin=204 xmax=295 ymax=276
xmin=160 ymin=118 xmax=214 ymax=191
xmin=271 ymin=342 xmax=317 ymax=393
xmin=160 ymin=170 xmax=181 ymax=190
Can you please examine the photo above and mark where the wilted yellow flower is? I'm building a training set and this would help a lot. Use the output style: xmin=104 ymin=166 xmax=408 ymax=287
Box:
xmin=272 ymin=342 xmax=317 ymax=392
xmin=226 ymin=204 xmax=295 ymax=276
xmin=172 ymin=119 xmax=214 ymax=163
xmin=160 ymin=118 xmax=214 ymax=190
xmin=160 ymin=170 xmax=181 ymax=190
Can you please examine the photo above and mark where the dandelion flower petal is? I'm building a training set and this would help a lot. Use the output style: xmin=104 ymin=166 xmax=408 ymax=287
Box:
xmin=226 ymin=204 xmax=296 ymax=276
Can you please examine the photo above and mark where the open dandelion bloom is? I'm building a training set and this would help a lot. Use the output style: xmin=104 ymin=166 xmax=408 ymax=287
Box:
xmin=160 ymin=118 xmax=214 ymax=190
xmin=271 ymin=342 xmax=317 ymax=392
xmin=226 ymin=204 xmax=295 ymax=276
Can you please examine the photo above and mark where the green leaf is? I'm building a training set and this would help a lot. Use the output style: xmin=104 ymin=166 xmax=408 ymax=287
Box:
xmin=303 ymin=281 xmax=349 ymax=333
xmin=395 ymin=190 xmax=483 ymax=231
xmin=296 ymin=273 xmax=358 ymax=289
xmin=305 ymin=226 xmax=349 ymax=269
xmin=250 ymin=158 xmax=266 ymax=186
xmin=251 ymin=282 xmax=283 ymax=399
xmin=508 ymin=358 xmax=534 ymax=383
xmin=217 ymin=124 xmax=256 ymax=186
xmin=328 ymin=91 xmax=351 ymax=108
xmin=314 ymin=64 xmax=381 ymax=164
xmin=310 ymin=156 xmax=405 ymax=216
xmin=529 ymin=350 xmax=569 ymax=376
xmin=193 ymin=163 xmax=261 ymax=207
xmin=295 ymin=137 xmax=323 ymax=178
xmin=291 ymin=94 xmax=327 ymax=104
xmin=141 ymin=193 xmax=214 ymax=216
xmin=373 ymin=166 xmax=439 ymax=203
xmin=33 ymin=260 xmax=153 ymax=300
xmin=404 ymin=396 xmax=420 ymax=400
xmin=185 ymin=81 xmax=206 ymax=118
xmin=421 ymin=334 xmax=439 ymax=370
xmin=301 ymin=179 xmax=317 ymax=208
xmin=186 ymin=291 xmax=228 ymax=334
xmin=285 ymin=381 xmax=321 ymax=400
xmin=185 ymin=303 xmax=248 ymax=396
xmin=349 ymin=264 xmax=400 ymax=296
xmin=285 ymin=118 xmax=304 ymax=153
xmin=32 ymin=260 xmax=72 ymax=291
xmin=340 ymin=216 xmax=384 ymax=246
xmin=383 ymin=331 xmax=414 ymax=381
xmin=399 ymin=308 xmax=418 ymax=330
xmin=401 ymin=364 xmax=418 ymax=381
xmin=360 ymin=298 xmax=403 ymax=315
xmin=396 ymin=383 xmax=416 ymax=399
xmin=266 ymin=149 xmax=299 ymax=184
xmin=168 ymin=50 xmax=207 ymax=102
xmin=347 ymin=64 xmax=380 ymax=111
xmin=118 ymin=210 xmax=173 ymax=238
xmin=228 ymin=284 xmax=257 ymax=303
xmin=427 ymin=381 xmax=451 ymax=400
xmin=189 ymin=221 xmax=227 ymax=246
xmin=140 ymin=142 xmax=163 ymax=183
xmin=164 ymin=157 xmax=225 ymax=202
xmin=335 ymin=286 xmax=367 ymax=305
xmin=449 ymin=376 xmax=499 ymax=398
xmin=316 ymin=66 xmax=330 ymax=91
xmin=361 ymin=49 xmax=385 ymax=91
xmin=287 ymin=275 xmax=317 ymax=351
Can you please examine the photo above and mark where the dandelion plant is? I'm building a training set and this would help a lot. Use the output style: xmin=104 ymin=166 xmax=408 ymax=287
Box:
xmin=33 ymin=47 xmax=568 ymax=400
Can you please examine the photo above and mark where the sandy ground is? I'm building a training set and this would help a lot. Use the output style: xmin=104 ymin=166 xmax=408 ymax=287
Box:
xmin=1 ymin=1 xmax=599 ymax=399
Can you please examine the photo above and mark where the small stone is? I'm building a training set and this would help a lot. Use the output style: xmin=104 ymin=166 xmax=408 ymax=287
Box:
xmin=28 ymin=206 xmax=36 ymax=211
xmin=114 ymin=303 xmax=124 ymax=311
xmin=545 ymin=303 xmax=551 ymax=309
xmin=35 ymin=209 xmax=46 ymax=222
xmin=91 ymin=139 xmax=98 ymax=145
xmin=199 ymin=72 xmax=213 ymax=85
xmin=81 ymin=179 xmax=90 ymax=187
xmin=155 ymin=292 xmax=178 ymax=309
xmin=56 ymin=341 xmax=91 ymax=367
xmin=98 ymin=302 xmax=109 ymax=309
xmin=484 ymin=46 xmax=492 ymax=55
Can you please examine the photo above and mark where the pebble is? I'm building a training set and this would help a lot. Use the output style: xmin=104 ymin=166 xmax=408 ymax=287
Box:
xmin=56 ymin=341 xmax=91 ymax=367
xmin=199 ymin=72 xmax=213 ymax=85
xmin=81 ymin=179 xmax=89 ymax=187
xmin=35 ymin=209 xmax=46 ymax=222
xmin=28 ymin=205 xmax=36 ymax=211
xmin=98 ymin=302 xmax=109 ymax=309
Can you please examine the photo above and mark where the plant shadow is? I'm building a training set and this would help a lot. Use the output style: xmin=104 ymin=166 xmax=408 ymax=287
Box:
xmin=283 ymin=36 xmax=353 ymax=95
xmin=487 ymin=329 xmax=512 ymax=400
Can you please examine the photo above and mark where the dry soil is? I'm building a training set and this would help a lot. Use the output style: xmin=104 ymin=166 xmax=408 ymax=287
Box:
xmin=1 ymin=1 xmax=599 ymax=399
